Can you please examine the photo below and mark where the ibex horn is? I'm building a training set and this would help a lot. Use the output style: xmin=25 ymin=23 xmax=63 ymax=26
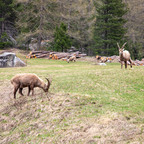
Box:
xmin=122 ymin=42 xmax=127 ymax=49
xmin=45 ymin=78 xmax=50 ymax=88
xmin=117 ymin=43 xmax=120 ymax=49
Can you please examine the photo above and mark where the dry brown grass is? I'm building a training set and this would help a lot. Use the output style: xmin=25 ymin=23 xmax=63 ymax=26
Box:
xmin=0 ymin=81 xmax=144 ymax=143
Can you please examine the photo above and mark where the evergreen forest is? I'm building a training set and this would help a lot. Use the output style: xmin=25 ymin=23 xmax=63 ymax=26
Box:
xmin=0 ymin=0 xmax=144 ymax=59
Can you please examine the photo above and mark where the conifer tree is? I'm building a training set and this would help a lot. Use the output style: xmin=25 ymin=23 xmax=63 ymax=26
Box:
xmin=16 ymin=0 xmax=58 ymax=50
xmin=0 ymin=0 xmax=16 ymax=48
xmin=56 ymin=0 xmax=95 ymax=52
xmin=54 ymin=23 xmax=71 ymax=52
xmin=93 ymin=0 xmax=128 ymax=56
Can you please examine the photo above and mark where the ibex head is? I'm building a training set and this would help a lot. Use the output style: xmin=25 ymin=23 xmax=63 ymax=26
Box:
xmin=117 ymin=42 xmax=127 ymax=55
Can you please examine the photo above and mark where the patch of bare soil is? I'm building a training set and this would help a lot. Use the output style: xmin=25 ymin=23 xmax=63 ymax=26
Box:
xmin=0 ymin=81 xmax=144 ymax=143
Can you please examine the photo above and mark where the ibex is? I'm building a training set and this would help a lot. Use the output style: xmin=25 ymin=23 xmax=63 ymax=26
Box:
xmin=11 ymin=73 xmax=51 ymax=99
xmin=67 ymin=55 xmax=76 ymax=63
xmin=117 ymin=42 xmax=133 ymax=69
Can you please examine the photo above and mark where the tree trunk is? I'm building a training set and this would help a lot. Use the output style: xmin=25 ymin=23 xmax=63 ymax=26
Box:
xmin=37 ymin=35 xmax=42 ymax=51
xmin=1 ymin=13 xmax=5 ymax=37
xmin=37 ymin=0 xmax=44 ymax=50
xmin=67 ymin=0 xmax=72 ymax=31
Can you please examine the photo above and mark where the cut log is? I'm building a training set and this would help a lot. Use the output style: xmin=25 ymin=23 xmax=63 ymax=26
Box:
xmin=36 ymin=54 xmax=49 ymax=58
xmin=61 ymin=58 xmax=68 ymax=61
xmin=26 ymin=51 xmax=87 ymax=60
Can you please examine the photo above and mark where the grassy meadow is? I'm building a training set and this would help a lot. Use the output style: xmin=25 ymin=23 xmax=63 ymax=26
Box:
xmin=0 ymin=58 xmax=144 ymax=143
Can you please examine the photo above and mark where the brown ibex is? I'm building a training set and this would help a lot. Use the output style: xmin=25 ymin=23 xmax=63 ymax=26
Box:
xmin=117 ymin=42 xmax=133 ymax=69
xmin=11 ymin=73 xmax=51 ymax=99
xmin=67 ymin=55 xmax=76 ymax=63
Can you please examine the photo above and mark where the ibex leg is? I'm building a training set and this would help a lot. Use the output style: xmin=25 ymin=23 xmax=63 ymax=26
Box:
xmin=14 ymin=85 xmax=19 ymax=99
xmin=19 ymin=88 xmax=24 ymax=96
xmin=124 ymin=61 xmax=127 ymax=69
xmin=121 ymin=61 xmax=123 ymax=69
xmin=27 ymin=86 xmax=31 ymax=96
xmin=129 ymin=58 xmax=132 ymax=68
xmin=30 ymin=85 xmax=34 ymax=96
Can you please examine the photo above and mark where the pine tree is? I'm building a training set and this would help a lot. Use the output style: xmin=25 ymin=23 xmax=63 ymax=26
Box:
xmin=56 ymin=0 xmax=95 ymax=53
xmin=93 ymin=0 xmax=128 ymax=56
xmin=0 ymin=0 xmax=16 ymax=48
xmin=16 ymin=0 xmax=58 ymax=50
xmin=54 ymin=23 xmax=71 ymax=52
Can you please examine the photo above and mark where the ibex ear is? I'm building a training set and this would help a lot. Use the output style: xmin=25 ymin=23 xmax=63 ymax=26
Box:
xmin=117 ymin=43 xmax=120 ymax=49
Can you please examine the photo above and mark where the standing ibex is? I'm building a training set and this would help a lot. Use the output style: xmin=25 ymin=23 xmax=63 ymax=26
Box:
xmin=117 ymin=42 xmax=133 ymax=69
xmin=11 ymin=73 xmax=51 ymax=99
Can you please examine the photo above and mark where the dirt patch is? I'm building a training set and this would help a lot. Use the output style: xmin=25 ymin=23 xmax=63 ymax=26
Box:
xmin=0 ymin=81 xmax=144 ymax=143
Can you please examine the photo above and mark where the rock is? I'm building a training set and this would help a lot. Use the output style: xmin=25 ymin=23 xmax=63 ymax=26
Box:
xmin=0 ymin=52 xmax=26 ymax=67
xmin=29 ymin=43 xmax=37 ymax=51
xmin=29 ymin=38 xmax=50 ymax=51
xmin=67 ymin=46 xmax=78 ymax=53
xmin=0 ymin=52 xmax=15 ymax=67
xmin=14 ymin=57 xmax=26 ymax=67
xmin=106 ymin=60 xmax=111 ymax=63
xmin=98 ymin=63 xmax=107 ymax=66
xmin=9 ymin=35 xmax=17 ymax=45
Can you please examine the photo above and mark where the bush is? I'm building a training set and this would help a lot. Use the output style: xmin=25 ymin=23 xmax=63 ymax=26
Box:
xmin=0 ymin=32 xmax=13 ymax=49
xmin=0 ymin=42 xmax=12 ymax=49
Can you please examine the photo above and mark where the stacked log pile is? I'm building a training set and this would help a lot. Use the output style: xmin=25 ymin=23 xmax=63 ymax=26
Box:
xmin=26 ymin=51 xmax=144 ymax=66
xmin=96 ymin=55 xmax=144 ymax=66
xmin=26 ymin=51 xmax=86 ymax=60
xmin=96 ymin=55 xmax=119 ymax=63
xmin=133 ymin=59 xmax=144 ymax=66
xmin=26 ymin=51 xmax=50 ymax=59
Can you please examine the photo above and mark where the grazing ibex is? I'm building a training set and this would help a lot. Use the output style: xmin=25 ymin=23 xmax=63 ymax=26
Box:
xmin=11 ymin=73 xmax=51 ymax=99
xmin=67 ymin=55 xmax=76 ymax=63
xmin=117 ymin=42 xmax=133 ymax=69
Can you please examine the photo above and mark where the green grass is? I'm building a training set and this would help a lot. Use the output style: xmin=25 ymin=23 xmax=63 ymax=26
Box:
xmin=1 ymin=58 xmax=143 ymax=114
xmin=0 ymin=58 xmax=144 ymax=143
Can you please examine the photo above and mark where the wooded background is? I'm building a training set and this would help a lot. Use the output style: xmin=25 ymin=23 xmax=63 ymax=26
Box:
xmin=0 ymin=0 xmax=144 ymax=59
